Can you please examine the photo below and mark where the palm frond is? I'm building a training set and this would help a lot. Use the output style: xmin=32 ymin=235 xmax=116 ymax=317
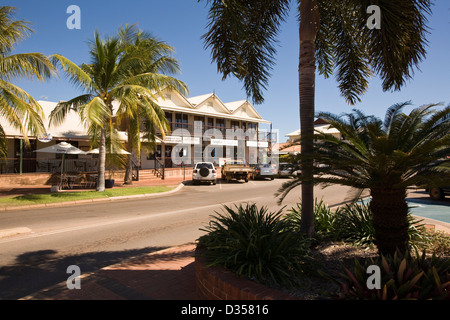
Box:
xmin=0 ymin=79 xmax=45 ymax=138
xmin=0 ymin=53 xmax=56 ymax=81
xmin=359 ymin=0 xmax=432 ymax=91
xmin=48 ymin=94 xmax=93 ymax=127
xmin=201 ymin=0 xmax=290 ymax=104
xmin=0 ymin=124 xmax=6 ymax=160
xmin=78 ymin=97 xmax=111 ymax=128
xmin=51 ymin=54 xmax=94 ymax=92
xmin=0 ymin=6 xmax=33 ymax=55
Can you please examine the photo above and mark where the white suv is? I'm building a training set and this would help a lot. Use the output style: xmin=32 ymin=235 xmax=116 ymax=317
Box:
xmin=192 ymin=162 xmax=217 ymax=185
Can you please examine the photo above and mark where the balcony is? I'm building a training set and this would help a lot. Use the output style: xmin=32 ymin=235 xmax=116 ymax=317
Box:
xmin=156 ymin=122 xmax=276 ymax=144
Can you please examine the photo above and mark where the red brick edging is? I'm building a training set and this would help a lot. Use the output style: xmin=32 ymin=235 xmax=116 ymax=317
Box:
xmin=195 ymin=248 xmax=300 ymax=300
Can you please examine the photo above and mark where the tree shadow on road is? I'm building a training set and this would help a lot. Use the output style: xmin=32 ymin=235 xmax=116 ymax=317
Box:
xmin=0 ymin=246 xmax=168 ymax=300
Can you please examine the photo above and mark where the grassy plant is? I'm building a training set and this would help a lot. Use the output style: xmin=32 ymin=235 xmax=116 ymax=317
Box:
xmin=417 ymin=231 xmax=450 ymax=257
xmin=334 ymin=201 xmax=375 ymax=247
xmin=285 ymin=198 xmax=429 ymax=252
xmin=332 ymin=249 xmax=450 ymax=300
xmin=285 ymin=199 xmax=337 ymax=239
xmin=198 ymin=203 xmax=313 ymax=288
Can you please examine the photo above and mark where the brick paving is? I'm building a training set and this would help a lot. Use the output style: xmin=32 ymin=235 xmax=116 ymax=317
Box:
xmin=22 ymin=244 xmax=198 ymax=300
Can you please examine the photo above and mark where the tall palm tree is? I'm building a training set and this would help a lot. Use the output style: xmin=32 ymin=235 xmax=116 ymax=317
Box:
xmin=115 ymin=25 xmax=188 ymax=185
xmin=49 ymin=25 xmax=186 ymax=191
xmin=278 ymin=103 xmax=450 ymax=255
xmin=0 ymin=6 xmax=55 ymax=158
xmin=199 ymin=0 xmax=432 ymax=237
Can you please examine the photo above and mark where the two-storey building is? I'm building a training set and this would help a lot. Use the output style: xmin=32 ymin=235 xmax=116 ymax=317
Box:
xmin=0 ymin=89 xmax=275 ymax=174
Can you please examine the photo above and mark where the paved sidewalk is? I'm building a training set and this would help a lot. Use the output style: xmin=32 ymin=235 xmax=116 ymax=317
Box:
xmin=21 ymin=243 xmax=198 ymax=300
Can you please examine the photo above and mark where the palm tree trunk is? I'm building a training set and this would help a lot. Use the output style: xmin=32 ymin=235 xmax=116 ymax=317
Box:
xmin=370 ymin=187 xmax=409 ymax=256
xmin=299 ymin=0 xmax=320 ymax=237
xmin=97 ymin=127 xmax=106 ymax=192
xmin=124 ymin=126 xmax=134 ymax=185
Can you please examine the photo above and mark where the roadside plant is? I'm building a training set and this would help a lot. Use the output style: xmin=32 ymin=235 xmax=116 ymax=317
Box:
xmin=278 ymin=103 xmax=450 ymax=256
xmin=333 ymin=249 xmax=450 ymax=300
xmin=197 ymin=203 xmax=313 ymax=288
xmin=334 ymin=201 xmax=375 ymax=247
xmin=335 ymin=201 xmax=427 ymax=249
xmin=285 ymin=199 xmax=337 ymax=239
xmin=0 ymin=6 xmax=56 ymax=159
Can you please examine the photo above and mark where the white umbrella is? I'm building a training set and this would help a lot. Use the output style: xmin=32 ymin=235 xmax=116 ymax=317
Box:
xmin=35 ymin=142 xmax=86 ymax=186
xmin=87 ymin=148 xmax=131 ymax=155
xmin=35 ymin=142 xmax=86 ymax=155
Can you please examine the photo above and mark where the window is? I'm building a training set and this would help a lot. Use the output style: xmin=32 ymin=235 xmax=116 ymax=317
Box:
xmin=165 ymin=112 xmax=173 ymax=130
xmin=147 ymin=145 xmax=162 ymax=160
xmin=175 ymin=113 xmax=188 ymax=129
xmin=207 ymin=118 xmax=214 ymax=129
xmin=195 ymin=163 xmax=213 ymax=169
xmin=165 ymin=146 xmax=172 ymax=158
xmin=231 ymin=121 xmax=240 ymax=129
xmin=216 ymin=119 xmax=225 ymax=130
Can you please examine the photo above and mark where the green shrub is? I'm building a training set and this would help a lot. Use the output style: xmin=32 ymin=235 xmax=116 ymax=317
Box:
xmin=332 ymin=249 xmax=450 ymax=300
xmin=334 ymin=201 xmax=375 ymax=247
xmin=285 ymin=199 xmax=337 ymax=238
xmin=285 ymin=198 xmax=429 ymax=250
xmin=197 ymin=203 xmax=312 ymax=288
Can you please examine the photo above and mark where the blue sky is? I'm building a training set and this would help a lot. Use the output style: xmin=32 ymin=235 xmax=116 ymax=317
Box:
xmin=6 ymin=0 xmax=450 ymax=141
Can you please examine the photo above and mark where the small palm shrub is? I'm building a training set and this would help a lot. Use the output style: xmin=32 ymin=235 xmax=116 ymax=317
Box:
xmin=197 ymin=203 xmax=313 ymax=288
xmin=285 ymin=199 xmax=337 ymax=239
xmin=334 ymin=201 xmax=375 ymax=247
xmin=333 ymin=249 xmax=450 ymax=300
xmin=286 ymin=198 xmax=428 ymax=249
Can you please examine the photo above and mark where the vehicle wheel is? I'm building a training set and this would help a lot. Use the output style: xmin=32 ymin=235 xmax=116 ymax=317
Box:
xmin=212 ymin=180 xmax=216 ymax=185
xmin=200 ymin=167 xmax=210 ymax=177
xmin=429 ymin=187 xmax=445 ymax=200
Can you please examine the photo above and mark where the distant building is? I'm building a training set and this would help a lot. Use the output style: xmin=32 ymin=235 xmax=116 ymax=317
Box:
xmin=285 ymin=118 xmax=342 ymax=144
xmin=281 ymin=118 xmax=343 ymax=155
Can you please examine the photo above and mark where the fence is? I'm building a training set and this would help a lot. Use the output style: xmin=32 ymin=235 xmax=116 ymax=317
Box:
xmin=0 ymin=158 xmax=99 ymax=174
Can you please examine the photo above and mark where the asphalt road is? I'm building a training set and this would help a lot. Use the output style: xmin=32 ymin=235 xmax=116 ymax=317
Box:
xmin=0 ymin=179 xmax=351 ymax=300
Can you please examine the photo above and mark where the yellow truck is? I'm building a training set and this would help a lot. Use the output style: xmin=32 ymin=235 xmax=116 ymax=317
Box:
xmin=221 ymin=160 xmax=255 ymax=183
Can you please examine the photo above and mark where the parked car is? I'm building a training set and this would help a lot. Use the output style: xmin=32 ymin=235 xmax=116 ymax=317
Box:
xmin=429 ymin=186 xmax=450 ymax=200
xmin=252 ymin=164 xmax=277 ymax=180
xmin=192 ymin=162 xmax=217 ymax=185
xmin=221 ymin=160 xmax=255 ymax=183
xmin=278 ymin=162 xmax=301 ymax=178
xmin=421 ymin=159 xmax=450 ymax=200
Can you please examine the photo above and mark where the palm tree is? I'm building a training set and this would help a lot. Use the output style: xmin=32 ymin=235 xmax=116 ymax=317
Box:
xmin=199 ymin=0 xmax=432 ymax=237
xmin=115 ymin=25 xmax=188 ymax=185
xmin=49 ymin=25 xmax=186 ymax=191
xmin=0 ymin=6 xmax=55 ymax=158
xmin=278 ymin=103 xmax=450 ymax=255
